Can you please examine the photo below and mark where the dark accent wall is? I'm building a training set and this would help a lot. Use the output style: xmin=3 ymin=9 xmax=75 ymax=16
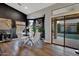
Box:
xmin=0 ymin=3 xmax=27 ymax=38
xmin=0 ymin=3 xmax=26 ymax=21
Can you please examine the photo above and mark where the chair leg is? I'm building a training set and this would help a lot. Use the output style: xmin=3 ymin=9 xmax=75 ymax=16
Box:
xmin=75 ymin=50 xmax=79 ymax=54
xmin=24 ymin=39 xmax=34 ymax=47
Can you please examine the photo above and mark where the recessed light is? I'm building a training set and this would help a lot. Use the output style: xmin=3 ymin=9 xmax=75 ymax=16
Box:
xmin=24 ymin=6 xmax=28 ymax=9
xmin=17 ymin=3 xmax=28 ymax=9
xmin=17 ymin=3 xmax=22 ymax=6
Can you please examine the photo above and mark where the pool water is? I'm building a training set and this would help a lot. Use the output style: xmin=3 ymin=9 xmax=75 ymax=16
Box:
xmin=57 ymin=34 xmax=79 ymax=40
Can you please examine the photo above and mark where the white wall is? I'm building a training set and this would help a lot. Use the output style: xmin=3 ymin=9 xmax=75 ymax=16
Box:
xmin=27 ymin=3 xmax=75 ymax=43
xmin=53 ymin=4 xmax=79 ymax=17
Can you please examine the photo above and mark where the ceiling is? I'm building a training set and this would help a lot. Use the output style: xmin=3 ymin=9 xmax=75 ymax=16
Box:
xmin=5 ymin=3 xmax=54 ymax=15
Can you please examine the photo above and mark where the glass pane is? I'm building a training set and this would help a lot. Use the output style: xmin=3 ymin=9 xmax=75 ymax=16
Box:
xmin=65 ymin=19 xmax=79 ymax=49
xmin=28 ymin=20 xmax=34 ymax=38
xmin=53 ymin=20 xmax=64 ymax=45
xmin=29 ymin=20 xmax=34 ymax=32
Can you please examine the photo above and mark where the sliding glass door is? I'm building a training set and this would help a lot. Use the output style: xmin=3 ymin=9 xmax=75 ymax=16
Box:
xmin=52 ymin=16 xmax=79 ymax=49
xmin=65 ymin=19 xmax=79 ymax=49
xmin=52 ymin=19 xmax=65 ymax=46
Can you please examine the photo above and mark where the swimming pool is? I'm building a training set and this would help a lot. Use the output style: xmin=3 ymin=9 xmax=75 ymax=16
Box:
xmin=57 ymin=33 xmax=79 ymax=40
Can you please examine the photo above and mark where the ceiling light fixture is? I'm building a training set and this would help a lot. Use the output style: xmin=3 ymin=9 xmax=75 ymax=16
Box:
xmin=17 ymin=3 xmax=28 ymax=9
xmin=24 ymin=6 xmax=28 ymax=9
xmin=17 ymin=3 xmax=22 ymax=6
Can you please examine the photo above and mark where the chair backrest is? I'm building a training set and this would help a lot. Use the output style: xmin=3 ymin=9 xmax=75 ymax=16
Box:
xmin=32 ymin=32 xmax=41 ymax=43
xmin=16 ymin=32 xmax=23 ymax=39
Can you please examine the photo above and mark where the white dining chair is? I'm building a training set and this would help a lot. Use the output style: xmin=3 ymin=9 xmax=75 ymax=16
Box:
xmin=24 ymin=31 xmax=43 ymax=48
